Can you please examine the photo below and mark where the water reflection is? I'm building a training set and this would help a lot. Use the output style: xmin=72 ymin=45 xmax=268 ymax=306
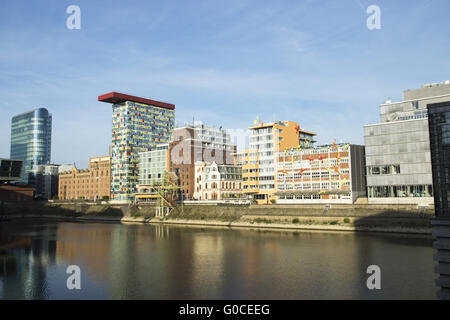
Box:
xmin=0 ymin=220 xmax=436 ymax=299
xmin=0 ymin=222 xmax=57 ymax=299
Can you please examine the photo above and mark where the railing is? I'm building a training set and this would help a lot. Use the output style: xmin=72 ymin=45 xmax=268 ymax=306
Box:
xmin=184 ymin=199 xmax=251 ymax=205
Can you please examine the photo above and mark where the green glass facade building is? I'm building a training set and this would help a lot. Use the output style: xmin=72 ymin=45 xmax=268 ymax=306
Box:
xmin=138 ymin=144 xmax=169 ymax=186
xmin=10 ymin=108 xmax=52 ymax=184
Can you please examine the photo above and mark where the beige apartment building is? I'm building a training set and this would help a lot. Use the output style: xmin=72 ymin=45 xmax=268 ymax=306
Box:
xmin=58 ymin=156 xmax=110 ymax=201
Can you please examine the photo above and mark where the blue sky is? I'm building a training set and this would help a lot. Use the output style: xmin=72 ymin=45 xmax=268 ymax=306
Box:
xmin=0 ymin=0 xmax=449 ymax=168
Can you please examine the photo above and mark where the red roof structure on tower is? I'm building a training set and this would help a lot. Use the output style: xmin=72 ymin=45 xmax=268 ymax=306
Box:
xmin=98 ymin=92 xmax=175 ymax=110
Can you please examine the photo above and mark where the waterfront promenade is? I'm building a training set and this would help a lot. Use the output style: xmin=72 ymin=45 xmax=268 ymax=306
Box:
xmin=1 ymin=201 xmax=433 ymax=235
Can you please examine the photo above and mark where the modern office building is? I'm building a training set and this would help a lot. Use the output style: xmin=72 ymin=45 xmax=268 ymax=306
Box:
xmin=58 ymin=156 xmax=110 ymax=201
xmin=364 ymin=81 xmax=450 ymax=205
xmin=168 ymin=122 xmax=236 ymax=199
xmin=135 ymin=144 xmax=180 ymax=204
xmin=427 ymin=100 xmax=450 ymax=300
xmin=234 ymin=120 xmax=316 ymax=204
xmin=275 ymin=144 xmax=366 ymax=204
xmin=135 ymin=171 xmax=179 ymax=205
xmin=10 ymin=108 xmax=52 ymax=184
xmin=99 ymin=92 xmax=175 ymax=203
xmin=35 ymin=164 xmax=72 ymax=199
xmin=138 ymin=144 xmax=169 ymax=186
xmin=193 ymin=161 xmax=243 ymax=201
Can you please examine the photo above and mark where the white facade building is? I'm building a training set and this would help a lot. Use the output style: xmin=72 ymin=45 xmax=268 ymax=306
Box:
xmin=275 ymin=144 xmax=366 ymax=204
xmin=193 ymin=161 xmax=243 ymax=201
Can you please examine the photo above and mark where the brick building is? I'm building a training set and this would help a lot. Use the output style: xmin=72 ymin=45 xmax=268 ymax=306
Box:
xmin=0 ymin=184 xmax=34 ymax=202
xmin=58 ymin=156 xmax=110 ymax=201
xmin=168 ymin=123 xmax=236 ymax=199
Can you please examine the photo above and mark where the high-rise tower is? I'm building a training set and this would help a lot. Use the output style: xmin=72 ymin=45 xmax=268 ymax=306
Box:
xmin=10 ymin=108 xmax=52 ymax=184
xmin=99 ymin=92 xmax=175 ymax=203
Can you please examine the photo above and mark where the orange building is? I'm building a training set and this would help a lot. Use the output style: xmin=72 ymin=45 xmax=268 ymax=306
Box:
xmin=234 ymin=120 xmax=316 ymax=204
xmin=58 ymin=156 xmax=110 ymax=201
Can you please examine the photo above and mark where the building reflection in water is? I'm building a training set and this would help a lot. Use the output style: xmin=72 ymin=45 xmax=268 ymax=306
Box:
xmin=0 ymin=221 xmax=437 ymax=299
xmin=190 ymin=230 xmax=225 ymax=299
xmin=0 ymin=222 xmax=57 ymax=299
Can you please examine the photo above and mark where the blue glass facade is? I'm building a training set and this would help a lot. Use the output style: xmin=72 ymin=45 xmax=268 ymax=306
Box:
xmin=10 ymin=108 xmax=52 ymax=184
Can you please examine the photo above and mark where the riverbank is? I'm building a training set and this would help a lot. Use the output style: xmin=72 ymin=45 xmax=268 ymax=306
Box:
xmin=0 ymin=201 xmax=433 ymax=234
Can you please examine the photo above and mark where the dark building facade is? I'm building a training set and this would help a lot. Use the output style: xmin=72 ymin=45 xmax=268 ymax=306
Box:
xmin=0 ymin=159 xmax=23 ymax=181
xmin=427 ymin=100 xmax=450 ymax=300
xmin=428 ymin=101 xmax=450 ymax=217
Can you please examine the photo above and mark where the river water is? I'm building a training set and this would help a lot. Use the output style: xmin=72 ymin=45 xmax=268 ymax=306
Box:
xmin=0 ymin=220 xmax=437 ymax=299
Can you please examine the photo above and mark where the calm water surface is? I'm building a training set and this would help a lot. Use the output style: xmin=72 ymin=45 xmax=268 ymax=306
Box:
xmin=0 ymin=220 xmax=437 ymax=299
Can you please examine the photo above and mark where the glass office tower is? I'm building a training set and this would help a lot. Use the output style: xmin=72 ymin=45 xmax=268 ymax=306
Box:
xmin=10 ymin=108 xmax=52 ymax=184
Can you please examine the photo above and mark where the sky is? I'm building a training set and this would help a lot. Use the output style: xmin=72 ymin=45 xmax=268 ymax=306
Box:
xmin=0 ymin=0 xmax=449 ymax=168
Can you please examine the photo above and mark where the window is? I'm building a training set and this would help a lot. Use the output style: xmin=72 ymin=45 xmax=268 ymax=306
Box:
xmin=368 ymin=165 xmax=400 ymax=175
xmin=368 ymin=185 xmax=433 ymax=198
